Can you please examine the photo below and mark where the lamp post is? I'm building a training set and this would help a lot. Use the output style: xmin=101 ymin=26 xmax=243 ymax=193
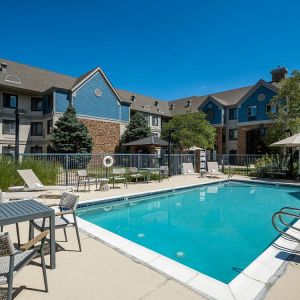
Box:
xmin=285 ymin=129 xmax=293 ymax=177
xmin=168 ymin=128 xmax=176 ymax=177
xmin=14 ymin=109 xmax=27 ymax=162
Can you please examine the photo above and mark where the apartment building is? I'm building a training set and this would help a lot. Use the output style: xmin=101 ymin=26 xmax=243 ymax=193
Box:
xmin=0 ymin=58 xmax=286 ymax=155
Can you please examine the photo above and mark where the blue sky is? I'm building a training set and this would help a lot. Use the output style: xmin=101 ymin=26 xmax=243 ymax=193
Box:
xmin=1 ymin=0 xmax=300 ymax=100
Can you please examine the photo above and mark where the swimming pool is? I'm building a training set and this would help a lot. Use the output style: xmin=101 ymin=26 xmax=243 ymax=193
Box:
xmin=77 ymin=180 xmax=300 ymax=285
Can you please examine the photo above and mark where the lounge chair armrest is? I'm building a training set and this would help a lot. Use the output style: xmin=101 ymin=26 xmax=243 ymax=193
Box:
xmin=55 ymin=210 xmax=73 ymax=216
xmin=20 ymin=230 xmax=49 ymax=251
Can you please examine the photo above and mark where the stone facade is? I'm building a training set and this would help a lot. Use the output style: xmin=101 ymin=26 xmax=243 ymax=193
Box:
xmin=237 ymin=123 xmax=273 ymax=154
xmin=80 ymin=118 xmax=121 ymax=153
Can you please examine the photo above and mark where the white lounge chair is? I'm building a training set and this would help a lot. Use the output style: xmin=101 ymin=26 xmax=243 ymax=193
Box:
xmin=206 ymin=162 xmax=226 ymax=178
xmin=181 ymin=163 xmax=198 ymax=175
xmin=8 ymin=169 xmax=73 ymax=193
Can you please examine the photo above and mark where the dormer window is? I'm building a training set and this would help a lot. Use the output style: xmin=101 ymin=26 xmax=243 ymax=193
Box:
xmin=170 ymin=104 xmax=175 ymax=110
xmin=206 ymin=109 xmax=214 ymax=122
xmin=131 ymin=94 xmax=136 ymax=102
xmin=187 ymin=100 xmax=192 ymax=107
xmin=154 ymin=101 xmax=159 ymax=107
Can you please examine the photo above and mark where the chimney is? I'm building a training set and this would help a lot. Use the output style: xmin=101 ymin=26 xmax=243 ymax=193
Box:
xmin=271 ymin=66 xmax=288 ymax=82
xmin=0 ymin=62 xmax=7 ymax=73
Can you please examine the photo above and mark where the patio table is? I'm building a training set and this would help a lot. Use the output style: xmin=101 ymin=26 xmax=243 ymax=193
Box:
xmin=139 ymin=167 xmax=161 ymax=183
xmin=0 ymin=199 xmax=56 ymax=269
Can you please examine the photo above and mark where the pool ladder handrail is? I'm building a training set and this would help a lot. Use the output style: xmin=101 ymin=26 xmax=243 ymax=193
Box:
xmin=272 ymin=207 xmax=300 ymax=242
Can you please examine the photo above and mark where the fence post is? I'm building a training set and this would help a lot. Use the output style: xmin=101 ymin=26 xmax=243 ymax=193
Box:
xmin=65 ymin=154 xmax=69 ymax=186
xmin=246 ymin=155 xmax=249 ymax=175
xmin=221 ymin=155 xmax=224 ymax=173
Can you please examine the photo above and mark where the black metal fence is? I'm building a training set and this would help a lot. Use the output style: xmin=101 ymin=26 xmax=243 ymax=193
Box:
xmin=15 ymin=153 xmax=195 ymax=186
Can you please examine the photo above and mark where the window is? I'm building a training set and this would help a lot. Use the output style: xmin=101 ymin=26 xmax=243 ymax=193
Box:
xmin=266 ymin=103 xmax=278 ymax=114
xmin=3 ymin=93 xmax=17 ymax=108
xmin=2 ymin=120 xmax=16 ymax=134
xmin=247 ymin=106 xmax=257 ymax=120
xmin=153 ymin=133 xmax=159 ymax=138
xmin=30 ymin=146 xmax=43 ymax=153
xmin=152 ymin=116 xmax=159 ymax=126
xmin=229 ymin=129 xmax=238 ymax=140
xmin=229 ymin=108 xmax=237 ymax=120
xmin=31 ymin=97 xmax=43 ymax=111
xmin=2 ymin=146 xmax=15 ymax=155
xmin=206 ymin=109 xmax=214 ymax=122
xmin=31 ymin=122 xmax=43 ymax=136
xmin=47 ymin=119 xmax=53 ymax=134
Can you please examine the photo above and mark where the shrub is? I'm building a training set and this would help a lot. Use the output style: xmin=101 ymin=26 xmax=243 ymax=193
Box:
xmin=0 ymin=156 xmax=60 ymax=191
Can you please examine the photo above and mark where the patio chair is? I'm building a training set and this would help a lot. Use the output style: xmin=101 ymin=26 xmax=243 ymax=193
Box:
xmin=29 ymin=192 xmax=82 ymax=252
xmin=8 ymin=169 xmax=73 ymax=193
xmin=181 ymin=163 xmax=197 ymax=175
xmin=128 ymin=167 xmax=145 ymax=183
xmin=159 ymin=166 xmax=169 ymax=181
xmin=0 ymin=230 xmax=49 ymax=300
xmin=206 ymin=162 xmax=226 ymax=178
xmin=76 ymin=170 xmax=98 ymax=192
xmin=112 ymin=168 xmax=128 ymax=189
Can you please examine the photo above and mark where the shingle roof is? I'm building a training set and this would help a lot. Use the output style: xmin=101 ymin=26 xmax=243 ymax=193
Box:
xmin=123 ymin=136 xmax=169 ymax=146
xmin=0 ymin=58 xmax=76 ymax=92
xmin=116 ymin=89 xmax=171 ymax=117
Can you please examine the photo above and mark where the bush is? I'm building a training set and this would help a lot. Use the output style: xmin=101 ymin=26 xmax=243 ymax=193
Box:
xmin=0 ymin=156 xmax=60 ymax=191
xmin=254 ymin=154 xmax=282 ymax=177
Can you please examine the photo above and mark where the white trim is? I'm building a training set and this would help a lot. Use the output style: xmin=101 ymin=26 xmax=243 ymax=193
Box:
xmin=72 ymin=67 xmax=125 ymax=104
xmin=74 ymin=179 xmax=300 ymax=300
xmin=237 ymin=79 xmax=278 ymax=107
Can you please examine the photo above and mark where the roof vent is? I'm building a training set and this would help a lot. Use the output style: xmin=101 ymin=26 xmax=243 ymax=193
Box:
xmin=0 ymin=62 xmax=8 ymax=73
xmin=131 ymin=94 xmax=136 ymax=102
xmin=4 ymin=75 xmax=21 ymax=84
xmin=187 ymin=100 xmax=192 ymax=107
xmin=271 ymin=66 xmax=288 ymax=82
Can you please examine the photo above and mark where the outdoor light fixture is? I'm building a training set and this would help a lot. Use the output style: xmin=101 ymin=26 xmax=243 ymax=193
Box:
xmin=168 ymin=128 xmax=177 ymax=177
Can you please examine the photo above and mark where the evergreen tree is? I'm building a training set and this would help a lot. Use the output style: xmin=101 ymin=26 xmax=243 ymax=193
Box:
xmin=52 ymin=105 xmax=93 ymax=153
xmin=121 ymin=112 xmax=151 ymax=144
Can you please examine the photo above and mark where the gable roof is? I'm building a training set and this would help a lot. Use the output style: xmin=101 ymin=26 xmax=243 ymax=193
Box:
xmin=0 ymin=58 xmax=76 ymax=92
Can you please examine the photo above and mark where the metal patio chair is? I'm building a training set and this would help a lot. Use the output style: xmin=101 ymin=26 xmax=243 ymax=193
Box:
xmin=76 ymin=169 xmax=98 ymax=192
xmin=112 ymin=168 xmax=128 ymax=188
xmin=0 ymin=230 xmax=49 ymax=300
xmin=159 ymin=165 xmax=169 ymax=181
xmin=128 ymin=167 xmax=145 ymax=183
xmin=29 ymin=193 xmax=82 ymax=252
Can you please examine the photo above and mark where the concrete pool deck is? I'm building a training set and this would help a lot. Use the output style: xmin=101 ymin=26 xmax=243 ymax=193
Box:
xmin=1 ymin=174 xmax=300 ymax=299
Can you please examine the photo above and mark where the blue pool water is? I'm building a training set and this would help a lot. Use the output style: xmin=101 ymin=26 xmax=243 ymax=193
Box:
xmin=77 ymin=181 xmax=300 ymax=283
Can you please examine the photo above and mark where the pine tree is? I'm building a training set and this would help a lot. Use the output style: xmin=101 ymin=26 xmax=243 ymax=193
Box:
xmin=52 ymin=105 xmax=93 ymax=153
xmin=121 ymin=112 xmax=151 ymax=144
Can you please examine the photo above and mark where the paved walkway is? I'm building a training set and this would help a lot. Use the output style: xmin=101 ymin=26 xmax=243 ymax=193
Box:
xmin=1 ymin=174 xmax=300 ymax=299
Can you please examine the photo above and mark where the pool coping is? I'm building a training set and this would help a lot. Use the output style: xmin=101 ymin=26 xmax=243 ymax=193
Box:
xmin=73 ymin=179 xmax=300 ymax=300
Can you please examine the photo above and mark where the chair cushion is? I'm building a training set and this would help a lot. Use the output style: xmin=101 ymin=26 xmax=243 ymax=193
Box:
xmin=0 ymin=250 xmax=36 ymax=284
xmin=32 ymin=216 xmax=72 ymax=229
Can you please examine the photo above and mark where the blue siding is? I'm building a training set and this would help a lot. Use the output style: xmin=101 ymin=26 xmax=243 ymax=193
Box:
xmin=121 ymin=104 xmax=130 ymax=122
xmin=238 ymin=85 xmax=276 ymax=123
xmin=55 ymin=90 xmax=70 ymax=113
xmin=201 ymin=100 xmax=222 ymax=124
xmin=73 ymin=72 xmax=129 ymax=122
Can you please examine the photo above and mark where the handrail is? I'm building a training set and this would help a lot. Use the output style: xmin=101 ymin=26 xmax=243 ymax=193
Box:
xmin=272 ymin=209 xmax=300 ymax=242
xmin=278 ymin=207 xmax=300 ymax=229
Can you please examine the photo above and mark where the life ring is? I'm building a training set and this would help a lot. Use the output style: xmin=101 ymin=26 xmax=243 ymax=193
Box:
xmin=103 ymin=155 xmax=114 ymax=168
